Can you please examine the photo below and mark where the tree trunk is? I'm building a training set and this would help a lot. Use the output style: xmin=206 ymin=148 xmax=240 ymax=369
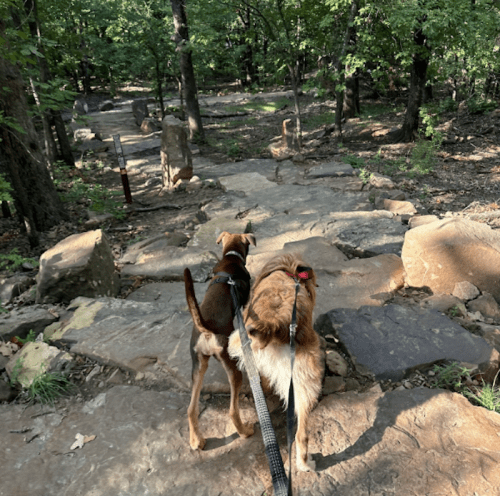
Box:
xmin=343 ymin=69 xmax=360 ymax=118
xmin=287 ymin=64 xmax=302 ymax=150
xmin=0 ymin=23 xmax=67 ymax=247
xmin=25 ymin=0 xmax=75 ymax=166
xmin=170 ymin=0 xmax=204 ymax=140
xmin=397 ymin=26 xmax=429 ymax=142
xmin=335 ymin=0 xmax=359 ymax=136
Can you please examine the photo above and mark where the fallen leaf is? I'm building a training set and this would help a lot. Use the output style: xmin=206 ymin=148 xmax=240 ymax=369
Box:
xmin=71 ymin=433 xmax=97 ymax=450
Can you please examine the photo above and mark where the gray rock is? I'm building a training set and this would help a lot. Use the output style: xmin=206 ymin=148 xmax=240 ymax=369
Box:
xmin=99 ymin=100 xmax=114 ymax=111
xmin=219 ymin=172 xmax=279 ymax=194
xmin=453 ymin=281 xmax=480 ymax=301
xmin=420 ymin=293 xmax=465 ymax=314
xmin=0 ymin=380 xmax=16 ymax=402
xmin=46 ymin=293 xmax=233 ymax=393
xmin=0 ymin=274 xmax=35 ymax=305
xmin=36 ymin=230 xmax=119 ymax=304
xmin=6 ymin=341 xmax=73 ymax=387
xmin=73 ymin=127 xmax=94 ymax=140
xmin=131 ymin=98 xmax=149 ymax=126
xmin=333 ymin=215 xmax=408 ymax=257
xmin=315 ymin=304 xmax=498 ymax=380
xmin=307 ymin=161 xmax=355 ymax=178
xmin=468 ymin=293 xmax=500 ymax=320
xmin=140 ymin=117 xmax=160 ymax=134
xmin=120 ymin=246 xmax=217 ymax=282
xmin=72 ymin=99 xmax=88 ymax=115
xmin=369 ymin=172 xmax=395 ymax=189
xmin=120 ymin=233 xmax=189 ymax=264
xmin=0 ymin=306 xmax=58 ymax=342
xmin=314 ymin=254 xmax=405 ymax=316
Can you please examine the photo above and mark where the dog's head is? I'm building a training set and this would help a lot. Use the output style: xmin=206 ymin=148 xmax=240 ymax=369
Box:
xmin=216 ymin=231 xmax=256 ymax=261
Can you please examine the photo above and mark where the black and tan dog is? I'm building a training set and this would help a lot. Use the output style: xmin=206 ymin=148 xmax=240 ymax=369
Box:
xmin=184 ymin=231 xmax=256 ymax=450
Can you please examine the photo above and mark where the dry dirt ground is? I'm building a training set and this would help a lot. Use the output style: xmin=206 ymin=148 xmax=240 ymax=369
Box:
xmin=1 ymin=86 xmax=500 ymax=398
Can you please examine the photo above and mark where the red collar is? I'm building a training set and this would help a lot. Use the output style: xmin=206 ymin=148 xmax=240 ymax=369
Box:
xmin=285 ymin=271 xmax=309 ymax=280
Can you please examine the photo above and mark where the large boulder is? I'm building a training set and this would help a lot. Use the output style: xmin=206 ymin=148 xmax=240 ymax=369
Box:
xmin=36 ymin=230 xmax=119 ymax=304
xmin=402 ymin=218 xmax=500 ymax=302
xmin=316 ymin=304 xmax=498 ymax=380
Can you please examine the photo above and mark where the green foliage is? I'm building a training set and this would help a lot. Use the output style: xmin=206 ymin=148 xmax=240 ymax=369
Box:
xmin=16 ymin=330 xmax=37 ymax=345
xmin=303 ymin=112 xmax=335 ymax=130
xmin=0 ymin=173 xmax=13 ymax=202
xmin=431 ymin=362 xmax=500 ymax=414
xmin=343 ymin=154 xmax=365 ymax=168
xmin=27 ymin=370 xmax=74 ymax=405
xmin=439 ymin=97 xmax=458 ymax=113
xmin=54 ymin=165 xmax=125 ymax=220
xmin=0 ymin=249 xmax=39 ymax=272
xmin=466 ymin=97 xmax=497 ymax=115
xmin=431 ymin=362 xmax=472 ymax=390
xmin=359 ymin=168 xmax=373 ymax=185
xmin=409 ymin=135 xmax=441 ymax=177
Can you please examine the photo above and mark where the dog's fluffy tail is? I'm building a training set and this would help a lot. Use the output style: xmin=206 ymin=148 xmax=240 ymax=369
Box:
xmin=184 ymin=268 xmax=212 ymax=334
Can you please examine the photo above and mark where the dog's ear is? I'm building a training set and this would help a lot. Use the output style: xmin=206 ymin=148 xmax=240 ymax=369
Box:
xmin=216 ymin=231 xmax=229 ymax=245
xmin=244 ymin=233 xmax=256 ymax=247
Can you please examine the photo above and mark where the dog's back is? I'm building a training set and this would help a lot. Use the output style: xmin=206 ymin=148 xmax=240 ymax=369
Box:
xmin=228 ymin=252 xmax=323 ymax=472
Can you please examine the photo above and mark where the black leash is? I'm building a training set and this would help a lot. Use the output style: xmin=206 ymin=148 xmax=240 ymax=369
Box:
xmin=228 ymin=275 xmax=300 ymax=496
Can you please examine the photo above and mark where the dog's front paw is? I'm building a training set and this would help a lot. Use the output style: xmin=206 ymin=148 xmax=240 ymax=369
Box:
xmin=297 ymin=454 xmax=316 ymax=472
xmin=190 ymin=434 xmax=206 ymax=450
xmin=238 ymin=422 xmax=255 ymax=438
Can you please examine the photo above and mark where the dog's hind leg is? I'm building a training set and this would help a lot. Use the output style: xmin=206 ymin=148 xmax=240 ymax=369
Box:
xmin=295 ymin=400 xmax=315 ymax=472
xmin=218 ymin=349 xmax=254 ymax=439
xmin=188 ymin=353 xmax=210 ymax=450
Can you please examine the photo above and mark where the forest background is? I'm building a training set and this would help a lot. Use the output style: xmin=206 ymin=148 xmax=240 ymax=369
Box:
xmin=1 ymin=0 xmax=500 ymax=250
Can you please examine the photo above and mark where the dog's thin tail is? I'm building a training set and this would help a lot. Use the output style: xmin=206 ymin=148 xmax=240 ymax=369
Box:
xmin=184 ymin=268 xmax=213 ymax=335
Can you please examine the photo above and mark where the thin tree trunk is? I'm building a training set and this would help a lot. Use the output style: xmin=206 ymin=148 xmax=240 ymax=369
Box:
xmin=170 ymin=0 xmax=204 ymax=140
xmin=335 ymin=0 xmax=359 ymax=137
xmin=29 ymin=76 xmax=57 ymax=164
xmin=396 ymin=24 xmax=429 ymax=142
xmin=288 ymin=63 xmax=302 ymax=149
xmin=25 ymin=0 xmax=75 ymax=166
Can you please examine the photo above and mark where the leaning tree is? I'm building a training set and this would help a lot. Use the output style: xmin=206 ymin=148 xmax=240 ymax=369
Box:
xmin=0 ymin=19 xmax=67 ymax=247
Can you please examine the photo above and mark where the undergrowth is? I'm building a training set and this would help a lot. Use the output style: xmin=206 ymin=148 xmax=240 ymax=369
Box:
xmin=430 ymin=361 xmax=500 ymax=414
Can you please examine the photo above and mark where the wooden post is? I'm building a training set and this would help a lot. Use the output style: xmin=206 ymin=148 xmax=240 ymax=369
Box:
xmin=112 ymin=134 xmax=133 ymax=204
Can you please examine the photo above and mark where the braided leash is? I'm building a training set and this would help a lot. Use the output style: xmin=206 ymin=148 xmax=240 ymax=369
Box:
xmin=228 ymin=276 xmax=290 ymax=496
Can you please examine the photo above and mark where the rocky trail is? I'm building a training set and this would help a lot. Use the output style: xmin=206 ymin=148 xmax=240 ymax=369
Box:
xmin=2 ymin=90 xmax=500 ymax=495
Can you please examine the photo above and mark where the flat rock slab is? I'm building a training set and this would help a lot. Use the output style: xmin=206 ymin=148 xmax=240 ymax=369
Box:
xmin=120 ymin=246 xmax=218 ymax=282
xmin=120 ymin=232 xmax=189 ymax=264
xmin=219 ymin=172 xmax=279 ymax=194
xmin=0 ymin=305 xmax=58 ymax=341
xmin=2 ymin=386 xmax=500 ymax=496
xmin=46 ymin=290 xmax=233 ymax=393
xmin=316 ymin=304 xmax=498 ymax=380
xmin=307 ymin=161 xmax=355 ymax=178
xmin=315 ymin=254 xmax=405 ymax=316
xmin=195 ymin=158 xmax=278 ymax=182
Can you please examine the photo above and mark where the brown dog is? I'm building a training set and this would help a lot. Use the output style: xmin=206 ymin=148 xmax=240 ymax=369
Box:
xmin=228 ymin=252 xmax=323 ymax=472
xmin=184 ymin=231 xmax=256 ymax=450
